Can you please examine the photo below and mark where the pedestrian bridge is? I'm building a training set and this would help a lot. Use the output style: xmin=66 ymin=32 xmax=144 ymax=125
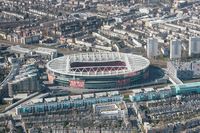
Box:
xmin=168 ymin=74 xmax=183 ymax=85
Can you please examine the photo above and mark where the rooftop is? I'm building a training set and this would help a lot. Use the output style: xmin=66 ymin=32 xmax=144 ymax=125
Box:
xmin=46 ymin=52 xmax=150 ymax=76
xmin=34 ymin=47 xmax=57 ymax=55
xmin=171 ymin=82 xmax=200 ymax=91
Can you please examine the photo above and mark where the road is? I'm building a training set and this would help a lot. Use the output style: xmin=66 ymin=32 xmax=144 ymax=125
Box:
xmin=0 ymin=59 xmax=19 ymax=87
xmin=5 ymin=92 xmax=49 ymax=116
xmin=168 ymin=74 xmax=183 ymax=85
xmin=0 ymin=39 xmax=78 ymax=55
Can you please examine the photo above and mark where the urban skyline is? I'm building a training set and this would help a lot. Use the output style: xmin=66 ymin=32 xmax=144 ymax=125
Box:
xmin=0 ymin=0 xmax=200 ymax=133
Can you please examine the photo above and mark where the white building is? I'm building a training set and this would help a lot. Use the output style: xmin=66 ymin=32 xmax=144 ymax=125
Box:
xmin=34 ymin=47 xmax=58 ymax=60
xmin=147 ymin=38 xmax=158 ymax=58
xmin=139 ymin=8 xmax=150 ymax=14
xmin=170 ymin=39 xmax=182 ymax=59
xmin=189 ymin=37 xmax=200 ymax=56
xmin=93 ymin=101 xmax=127 ymax=118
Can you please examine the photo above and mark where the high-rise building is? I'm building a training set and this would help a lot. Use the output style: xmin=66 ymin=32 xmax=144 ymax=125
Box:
xmin=8 ymin=74 xmax=40 ymax=98
xmin=7 ymin=63 xmax=40 ymax=98
xmin=189 ymin=37 xmax=200 ymax=56
xmin=170 ymin=39 xmax=182 ymax=59
xmin=147 ymin=38 xmax=158 ymax=58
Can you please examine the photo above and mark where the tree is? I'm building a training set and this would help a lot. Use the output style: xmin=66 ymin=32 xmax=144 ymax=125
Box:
xmin=64 ymin=121 xmax=69 ymax=128
xmin=58 ymin=12 xmax=62 ymax=16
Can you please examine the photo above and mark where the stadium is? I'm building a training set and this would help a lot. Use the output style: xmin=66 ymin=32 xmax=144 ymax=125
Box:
xmin=46 ymin=52 xmax=150 ymax=90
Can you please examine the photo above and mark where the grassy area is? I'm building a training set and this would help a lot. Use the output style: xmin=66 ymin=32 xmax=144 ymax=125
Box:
xmin=123 ymin=95 xmax=130 ymax=99
xmin=183 ymin=78 xmax=200 ymax=83
xmin=123 ymin=95 xmax=131 ymax=102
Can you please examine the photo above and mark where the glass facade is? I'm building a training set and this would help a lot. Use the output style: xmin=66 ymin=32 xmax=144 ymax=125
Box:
xmin=17 ymin=95 xmax=123 ymax=115
xmin=130 ymin=82 xmax=200 ymax=102
xmin=52 ymin=68 xmax=148 ymax=89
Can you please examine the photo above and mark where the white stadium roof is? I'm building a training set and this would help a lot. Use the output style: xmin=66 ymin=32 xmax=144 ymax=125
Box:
xmin=46 ymin=52 xmax=150 ymax=77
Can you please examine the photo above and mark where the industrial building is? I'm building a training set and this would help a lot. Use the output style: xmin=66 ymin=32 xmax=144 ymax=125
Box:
xmin=93 ymin=101 xmax=127 ymax=118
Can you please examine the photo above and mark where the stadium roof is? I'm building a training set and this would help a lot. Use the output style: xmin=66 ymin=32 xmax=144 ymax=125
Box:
xmin=46 ymin=52 xmax=150 ymax=76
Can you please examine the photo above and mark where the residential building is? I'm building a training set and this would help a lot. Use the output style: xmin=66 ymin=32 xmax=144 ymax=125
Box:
xmin=147 ymin=38 xmax=158 ymax=58
xmin=170 ymin=39 xmax=182 ymax=59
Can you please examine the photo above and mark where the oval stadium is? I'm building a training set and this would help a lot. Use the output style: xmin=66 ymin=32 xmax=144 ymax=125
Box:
xmin=46 ymin=52 xmax=150 ymax=90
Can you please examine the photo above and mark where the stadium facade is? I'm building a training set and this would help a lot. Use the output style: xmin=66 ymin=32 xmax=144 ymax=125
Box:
xmin=46 ymin=52 xmax=150 ymax=90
